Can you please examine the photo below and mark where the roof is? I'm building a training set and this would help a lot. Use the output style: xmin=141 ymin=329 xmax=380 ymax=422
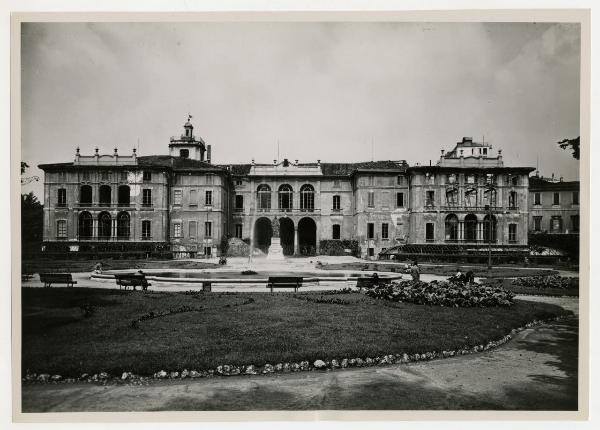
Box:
xmin=137 ymin=156 xmax=224 ymax=172
xmin=320 ymin=160 xmax=408 ymax=176
xmin=529 ymin=176 xmax=579 ymax=191
xmin=407 ymin=165 xmax=535 ymax=173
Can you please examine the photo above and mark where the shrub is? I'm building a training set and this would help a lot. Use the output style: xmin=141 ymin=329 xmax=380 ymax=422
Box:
xmin=512 ymin=275 xmax=578 ymax=290
xmin=319 ymin=240 xmax=360 ymax=257
xmin=365 ymin=280 xmax=514 ymax=307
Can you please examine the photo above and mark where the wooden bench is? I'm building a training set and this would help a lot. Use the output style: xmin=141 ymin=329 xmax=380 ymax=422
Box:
xmin=114 ymin=273 xmax=151 ymax=291
xmin=39 ymin=273 xmax=77 ymax=288
xmin=267 ymin=276 xmax=303 ymax=293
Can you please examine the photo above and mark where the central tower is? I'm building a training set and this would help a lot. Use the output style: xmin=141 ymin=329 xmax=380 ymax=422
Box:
xmin=168 ymin=115 xmax=208 ymax=161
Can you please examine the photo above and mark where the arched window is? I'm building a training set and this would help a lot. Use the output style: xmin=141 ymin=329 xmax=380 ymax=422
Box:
xmin=117 ymin=212 xmax=130 ymax=239
xmin=257 ymin=184 xmax=271 ymax=211
xmin=78 ymin=211 xmax=93 ymax=239
xmin=300 ymin=184 xmax=315 ymax=211
xmin=445 ymin=214 xmax=459 ymax=242
xmin=99 ymin=185 xmax=111 ymax=207
xmin=483 ymin=187 xmax=497 ymax=207
xmin=98 ymin=212 xmax=112 ymax=239
xmin=483 ymin=214 xmax=497 ymax=243
xmin=446 ymin=187 xmax=459 ymax=207
xmin=80 ymin=185 xmax=92 ymax=206
xmin=464 ymin=214 xmax=478 ymax=242
xmin=118 ymin=185 xmax=130 ymax=207
xmin=278 ymin=184 xmax=293 ymax=211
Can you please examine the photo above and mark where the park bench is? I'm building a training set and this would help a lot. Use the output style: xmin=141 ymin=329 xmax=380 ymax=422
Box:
xmin=267 ymin=276 xmax=303 ymax=293
xmin=39 ymin=273 xmax=77 ymax=288
xmin=114 ymin=273 xmax=151 ymax=291
xmin=356 ymin=277 xmax=382 ymax=290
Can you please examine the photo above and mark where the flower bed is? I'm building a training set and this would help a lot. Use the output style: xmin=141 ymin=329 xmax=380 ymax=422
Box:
xmin=511 ymin=275 xmax=578 ymax=290
xmin=365 ymin=280 xmax=514 ymax=307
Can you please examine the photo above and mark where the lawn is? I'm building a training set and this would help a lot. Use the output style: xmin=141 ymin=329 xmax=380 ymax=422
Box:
xmin=481 ymin=278 xmax=579 ymax=297
xmin=21 ymin=287 xmax=572 ymax=377
xmin=22 ymin=259 xmax=218 ymax=275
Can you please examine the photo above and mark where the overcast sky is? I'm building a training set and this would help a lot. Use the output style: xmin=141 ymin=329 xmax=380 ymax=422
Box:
xmin=21 ymin=22 xmax=580 ymax=200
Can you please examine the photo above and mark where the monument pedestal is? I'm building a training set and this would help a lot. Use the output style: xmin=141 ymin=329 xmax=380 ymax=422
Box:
xmin=266 ymin=238 xmax=285 ymax=260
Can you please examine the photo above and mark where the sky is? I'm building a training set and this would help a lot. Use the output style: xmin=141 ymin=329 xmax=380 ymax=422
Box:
xmin=21 ymin=21 xmax=581 ymax=201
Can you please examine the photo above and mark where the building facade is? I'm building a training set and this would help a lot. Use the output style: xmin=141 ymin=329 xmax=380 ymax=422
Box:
xmin=39 ymin=122 xmax=537 ymax=259
xmin=528 ymin=175 xmax=580 ymax=234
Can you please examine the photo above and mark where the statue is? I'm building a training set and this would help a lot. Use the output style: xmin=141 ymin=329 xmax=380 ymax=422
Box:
xmin=272 ymin=217 xmax=280 ymax=238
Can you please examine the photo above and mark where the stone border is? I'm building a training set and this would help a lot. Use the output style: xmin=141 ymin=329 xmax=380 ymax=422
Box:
xmin=22 ymin=314 xmax=574 ymax=385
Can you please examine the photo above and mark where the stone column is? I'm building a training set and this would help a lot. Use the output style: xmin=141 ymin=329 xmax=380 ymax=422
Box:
xmin=92 ymin=218 xmax=98 ymax=239
xmin=294 ymin=227 xmax=299 ymax=255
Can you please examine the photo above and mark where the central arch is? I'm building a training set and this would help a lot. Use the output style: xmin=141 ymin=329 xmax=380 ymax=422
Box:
xmin=464 ymin=214 xmax=477 ymax=242
xmin=253 ymin=217 xmax=273 ymax=254
xmin=298 ymin=217 xmax=317 ymax=256
xmin=279 ymin=217 xmax=295 ymax=255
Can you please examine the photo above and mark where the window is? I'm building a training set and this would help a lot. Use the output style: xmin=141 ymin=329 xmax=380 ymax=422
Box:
xmin=332 ymin=195 xmax=341 ymax=211
xmin=573 ymin=191 xmax=579 ymax=205
xmin=205 ymin=190 xmax=213 ymax=206
xmin=300 ymin=184 xmax=315 ymax=211
xmin=235 ymin=224 xmax=243 ymax=239
xmin=553 ymin=192 xmax=560 ymax=206
xmin=118 ymin=185 xmax=130 ymax=206
xmin=57 ymin=188 xmax=66 ymax=207
xmin=142 ymin=220 xmax=151 ymax=239
xmin=98 ymin=212 xmax=112 ymax=239
xmin=257 ymin=184 xmax=271 ymax=210
xmin=235 ymin=194 xmax=244 ymax=210
xmin=551 ymin=216 xmax=562 ymax=233
xmin=235 ymin=179 xmax=243 ymax=186
xmin=396 ymin=192 xmax=404 ymax=207
xmin=205 ymin=221 xmax=212 ymax=238
xmin=174 ymin=223 xmax=182 ymax=238
xmin=571 ymin=215 xmax=579 ymax=232
xmin=446 ymin=188 xmax=459 ymax=207
xmin=82 ymin=171 xmax=90 ymax=181
xmin=174 ymin=189 xmax=182 ymax=205
xmin=78 ymin=212 xmax=93 ymax=239
xmin=179 ymin=149 xmax=189 ymax=158
xmin=101 ymin=171 xmax=110 ymax=182
xmin=332 ymin=224 xmax=341 ymax=240
xmin=188 ymin=190 xmax=197 ymax=206
xmin=445 ymin=214 xmax=459 ymax=241
xmin=485 ymin=174 xmax=496 ymax=185
xmin=143 ymin=171 xmax=152 ymax=182
xmin=509 ymin=191 xmax=518 ymax=208
xmin=99 ymin=185 xmax=111 ymax=207
xmin=482 ymin=148 xmax=488 ymax=155
xmin=367 ymin=222 xmax=375 ymax=239
xmin=381 ymin=223 xmax=389 ymax=240
xmin=467 ymin=174 xmax=475 ymax=184
xmin=367 ymin=191 xmax=375 ymax=208
xmin=189 ymin=221 xmax=197 ymax=238
xmin=117 ymin=212 xmax=130 ymax=239
xmin=533 ymin=216 xmax=542 ymax=232
xmin=511 ymin=176 xmax=519 ymax=186
xmin=464 ymin=188 xmax=477 ymax=207
xmin=142 ymin=189 xmax=152 ymax=207
xmin=508 ymin=224 xmax=517 ymax=242
xmin=534 ymin=192 xmax=541 ymax=205
xmin=368 ymin=176 xmax=374 ymax=186
xmin=204 ymin=246 xmax=212 ymax=257
xmin=120 ymin=171 xmax=128 ymax=182
xmin=426 ymin=223 xmax=435 ymax=242
xmin=56 ymin=220 xmax=67 ymax=239
xmin=426 ymin=191 xmax=435 ymax=207
xmin=367 ymin=248 xmax=374 ymax=257
xmin=278 ymin=184 xmax=293 ymax=211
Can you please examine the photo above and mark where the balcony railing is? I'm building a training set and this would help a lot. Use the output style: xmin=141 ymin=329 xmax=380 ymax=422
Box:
xmin=439 ymin=205 xmax=504 ymax=212
xmin=255 ymin=208 xmax=321 ymax=213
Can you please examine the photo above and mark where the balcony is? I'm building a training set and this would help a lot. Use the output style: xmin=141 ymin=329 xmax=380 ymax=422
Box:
xmin=439 ymin=205 xmax=503 ymax=212
xmin=255 ymin=208 xmax=321 ymax=214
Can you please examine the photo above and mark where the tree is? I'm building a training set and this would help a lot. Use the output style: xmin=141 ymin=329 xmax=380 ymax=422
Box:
xmin=21 ymin=161 xmax=39 ymax=185
xmin=21 ymin=192 xmax=44 ymax=258
xmin=557 ymin=136 xmax=580 ymax=160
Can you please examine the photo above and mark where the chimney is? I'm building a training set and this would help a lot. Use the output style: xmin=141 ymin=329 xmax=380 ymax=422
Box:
xmin=94 ymin=147 xmax=99 ymax=160
xmin=459 ymin=149 xmax=464 ymax=157
xmin=551 ymin=173 xmax=555 ymax=181
xmin=273 ymin=159 xmax=277 ymax=165
xmin=295 ymin=159 xmax=298 ymax=165
xmin=132 ymin=147 xmax=137 ymax=161
xmin=317 ymin=159 xmax=321 ymax=166
xmin=251 ymin=158 xmax=255 ymax=166
xmin=75 ymin=147 xmax=80 ymax=163
xmin=207 ymin=145 xmax=212 ymax=164
xmin=114 ymin=147 xmax=118 ymax=156
xmin=560 ymin=177 xmax=563 ymax=182
xmin=440 ymin=149 xmax=445 ymax=157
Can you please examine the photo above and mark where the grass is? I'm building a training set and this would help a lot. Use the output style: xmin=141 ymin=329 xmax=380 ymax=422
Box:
xmin=320 ymin=262 xmax=560 ymax=278
xmin=21 ymin=287 xmax=572 ymax=377
xmin=480 ymin=278 xmax=579 ymax=297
